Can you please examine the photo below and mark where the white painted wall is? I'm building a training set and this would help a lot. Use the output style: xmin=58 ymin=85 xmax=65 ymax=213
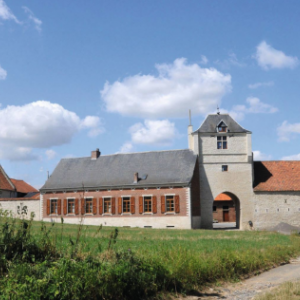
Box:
xmin=0 ymin=200 xmax=41 ymax=220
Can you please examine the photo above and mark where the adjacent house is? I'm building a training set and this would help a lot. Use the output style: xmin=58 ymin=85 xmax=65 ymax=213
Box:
xmin=0 ymin=165 xmax=40 ymax=219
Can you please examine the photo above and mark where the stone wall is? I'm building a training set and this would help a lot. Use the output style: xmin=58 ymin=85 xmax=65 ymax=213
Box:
xmin=253 ymin=192 xmax=300 ymax=230
xmin=0 ymin=199 xmax=41 ymax=220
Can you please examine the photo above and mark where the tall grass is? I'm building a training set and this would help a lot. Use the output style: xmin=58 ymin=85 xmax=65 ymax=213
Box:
xmin=0 ymin=211 xmax=299 ymax=299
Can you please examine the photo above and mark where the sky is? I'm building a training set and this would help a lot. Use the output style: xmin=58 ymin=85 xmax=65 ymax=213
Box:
xmin=1 ymin=0 xmax=300 ymax=188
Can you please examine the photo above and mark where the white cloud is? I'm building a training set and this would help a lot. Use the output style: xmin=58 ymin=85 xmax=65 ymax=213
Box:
xmin=200 ymin=55 xmax=208 ymax=64
xmin=0 ymin=65 xmax=6 ymax=80
xmin=129 ymin=119 xmax=176 ymax=146
xmin=0 ymin=0 xmax=20 ymax=24
xmin=277 ymin=121 xmax=300 ymax=142
xmin=282 ymin=153 xmax=300 ymax=160
xmin=101 ymin=58 xmax=231 ymax=118
xmin=23 ymin=6 xmax=42 ymax=32
xmin=223 ymin=97 xmax=278 ymax=121
xmin=80 ymin=116 xmax=104 ymax=137
xmin=118 ymin=142 xmax=134 ymax=153
xmin=248 ymin=81 xmax=274 ymax=89
xmin=215 ymin=53 xmax=246 ymax=68
xmin=255 ymin=41 xmax=299 ymax=70
xmin=253 ymin=150 xmax=272 ymax=161
xmin=45 ymin=149 xmax=57 ymax=160
xmin=0 ymin=101 xmax=104 ymax=161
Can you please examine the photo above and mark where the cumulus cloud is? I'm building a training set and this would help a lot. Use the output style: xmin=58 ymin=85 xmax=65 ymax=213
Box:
xmin=223 ymin=97 xmax=278 ymax=121
xmin=0 ymin=65 xmax=7 ymax=80
xmin=255 ymin=41 xmax=299 ymax=70
xmin=282 ymin=153 xmax=300 ymax=160
xmin=200 ymin=55 xmax=208 ymax=64
xmin=253 ymin=150 xmax=272 ymax=161
xmin=101 ymin=58 xmax=231 ymax=118
xmin=0 ymin=0 xmax=20 ymax=23
xmin=248 ymin=81 xmax=274 ymax=89
xmin=80 ymin=116 xmax=104 ymax=137
xmin=0 ymin=101 xmax=104 ymax=160
xmin=23 ymin=6 xmax=42 ymax=32
xmin=129 ymin=119 xmax=176 ymax=146
xmin=277 ymin=121 xmax=300 ymax=142
xmin=45 ymin=149 xmax=57 ymax=160
xmin=118 ymin=142 xmax=134 ymax=153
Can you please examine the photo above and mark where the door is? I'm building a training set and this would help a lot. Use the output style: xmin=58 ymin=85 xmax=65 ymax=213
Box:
xmin=223 ymin=210 xmax=229 ymax=222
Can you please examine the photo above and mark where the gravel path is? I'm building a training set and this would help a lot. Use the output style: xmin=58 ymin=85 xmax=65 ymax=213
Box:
xmin=178 ymin=257 xmax=300 ymax=300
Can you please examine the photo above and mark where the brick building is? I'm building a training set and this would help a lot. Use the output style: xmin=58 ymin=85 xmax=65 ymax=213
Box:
xmin=40 ymin=149 xmax=201 ymax=229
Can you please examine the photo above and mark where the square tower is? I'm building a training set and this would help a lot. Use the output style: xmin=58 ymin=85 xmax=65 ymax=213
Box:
xmin=191 ymin=114 xmax=254 ymax=229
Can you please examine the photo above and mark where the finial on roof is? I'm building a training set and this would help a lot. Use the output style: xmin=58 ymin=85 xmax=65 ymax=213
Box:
xmin=217 ymin=105 xmax=220 ymax=115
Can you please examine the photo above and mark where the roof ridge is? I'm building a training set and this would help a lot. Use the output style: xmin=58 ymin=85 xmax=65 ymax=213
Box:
xmin=0 ymin=165 xmax=15 ymax=190
xmin=61 ymin=149 xmax=193 ymax=160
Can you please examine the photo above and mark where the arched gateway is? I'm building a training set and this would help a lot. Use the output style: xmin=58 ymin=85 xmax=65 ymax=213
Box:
xmin=213 ymin=192 xmax=240 ymax=229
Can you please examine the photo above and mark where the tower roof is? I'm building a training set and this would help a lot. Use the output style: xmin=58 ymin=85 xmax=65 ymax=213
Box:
xmin=194 ymin=114 xmax=251 ymax=133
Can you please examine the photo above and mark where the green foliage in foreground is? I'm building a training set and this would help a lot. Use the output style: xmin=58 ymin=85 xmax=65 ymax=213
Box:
xmin=0 ymin=213 xmax=299 ymax=299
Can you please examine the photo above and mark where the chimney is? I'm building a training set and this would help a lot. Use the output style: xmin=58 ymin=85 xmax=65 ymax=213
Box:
xmin=91 ymin=148 xmax=100 ymax=160
xmin=133 ymin=172 xmax=139 ymax=183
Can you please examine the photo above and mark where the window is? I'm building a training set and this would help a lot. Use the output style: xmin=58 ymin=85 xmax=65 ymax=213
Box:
xmin=222 ymin=165 xmax=228 ymax=172
xmin=104 ymin=197 xmax=111 ymax=214
xmin=166 ymin=195 xmax=175 ymax=212
xmin=51 ymin=199 xmax=58 ymax=214
xmin=218 ymin=122 xmax=227 ymax=132
xmin=213 ymin=206 xmax=217 ymax=212
xmin=68 ymin=199 xmax=75 ymax=214
xmin=122 ymin=197 xmax=131 ymax=213
xmin=217 ymin=136 xmax=227 ymax=149
xmin=144 ymin=196 xmax=152 ymax=213
xmin=85 ymin=198 xmax=93 ymax=214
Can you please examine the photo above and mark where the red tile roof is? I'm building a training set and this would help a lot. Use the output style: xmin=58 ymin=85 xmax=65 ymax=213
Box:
xmin=254 ymin=161 xmax=300 ymax=192
xmin=0 ymin=166 xmax=15 ymax=191
xmin=10 ymin=179 xmax=38 ymax=194
xmin=214 ymin=193 xmax=232 ymax=201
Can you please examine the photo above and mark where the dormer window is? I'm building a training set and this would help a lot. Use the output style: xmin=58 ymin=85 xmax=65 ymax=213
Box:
xmin=217 ymin=121 xmax=227 ymax=133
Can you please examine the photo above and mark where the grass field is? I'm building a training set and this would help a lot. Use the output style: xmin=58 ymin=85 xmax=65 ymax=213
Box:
xmin=0 ymin=215 xmax=300 ymax=299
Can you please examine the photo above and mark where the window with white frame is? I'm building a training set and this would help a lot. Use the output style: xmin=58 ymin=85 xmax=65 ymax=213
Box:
xmin=85 ymin=198 xmax=93 ymax=214
xmin=103 ymin=197 xmax=111 ymax=214
xmin=122 ymin=197 xmax=130 ymax=213
xmin=144 ymin=196 xmax=152 ymax=213
xmin=51 ymin=199 xmax=58 ymax=214
xmin=68 ymin=198 xmax=75 ymax=214
xmin=166 ymin=195 xmax=175 ymax=212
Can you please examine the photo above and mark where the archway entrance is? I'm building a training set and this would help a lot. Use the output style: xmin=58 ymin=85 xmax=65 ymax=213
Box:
xmin=212 ymin=192 xmax=240 ymax=229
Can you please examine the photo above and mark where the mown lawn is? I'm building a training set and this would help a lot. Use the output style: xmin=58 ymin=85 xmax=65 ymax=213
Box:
xmin=0 ymin=216 xmax=299 ymax=299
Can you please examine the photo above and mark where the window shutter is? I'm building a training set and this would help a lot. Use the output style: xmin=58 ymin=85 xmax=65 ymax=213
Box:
xmin=47 ymin=199 xmax=50 ymax=215
xmin=99 ymin=197 xmax=103 ymax=215
xmin=153 ymin=196 xmax=157 ymax=214
xmin=75 ymin=198 xmax=79 ymax=215
xmin=57 ymin=199 xmax=61 ymax=215
xmin=139 ymin=196 xmax=143 ymax=214
xmin=93 ymin=198 xmax=97 ymax=215
xmin=131 ymin=197 xmax=135 ymax=214
xmin=118 ymin=197 xmax=122 ymax=214
xmin=161 ymin=196 xmax=166 ymax=213
xmin=63 ymin=199 xmax=67 ymax=215
xmin=81 ymin=199 xmax=85 ymax=215
xmin=111 ymin=197 xmax=116 ymax=214
xmin=175 ymin=195 xmax=180 ymax=213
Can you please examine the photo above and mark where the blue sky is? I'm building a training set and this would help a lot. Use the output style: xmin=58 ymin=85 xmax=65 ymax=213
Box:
xmin=1 ymin=0 xmax=300 ymax=188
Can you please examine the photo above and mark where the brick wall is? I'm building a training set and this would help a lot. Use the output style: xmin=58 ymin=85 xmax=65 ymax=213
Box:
xmin=42 ymin=187 xmax=192 ymax=229
xmin=213 ymin=201 xmax=236 ymax=222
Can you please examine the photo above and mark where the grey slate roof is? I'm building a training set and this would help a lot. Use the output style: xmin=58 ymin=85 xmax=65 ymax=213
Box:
xmin=194 ymin=114 xmax=251 ymax=133
xmin=40 ymin=149 xmax=197 ymax=191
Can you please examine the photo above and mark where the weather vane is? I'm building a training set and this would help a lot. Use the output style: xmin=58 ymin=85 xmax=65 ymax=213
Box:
xmin=217 ymin=105 xmax=220 ymax=115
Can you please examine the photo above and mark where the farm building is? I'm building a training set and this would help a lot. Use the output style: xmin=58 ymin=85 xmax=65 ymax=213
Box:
xmin=0 ymin=165 xmax=40 ymax=219
xmin=36 ymin=112 xmax=300 ymax=230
